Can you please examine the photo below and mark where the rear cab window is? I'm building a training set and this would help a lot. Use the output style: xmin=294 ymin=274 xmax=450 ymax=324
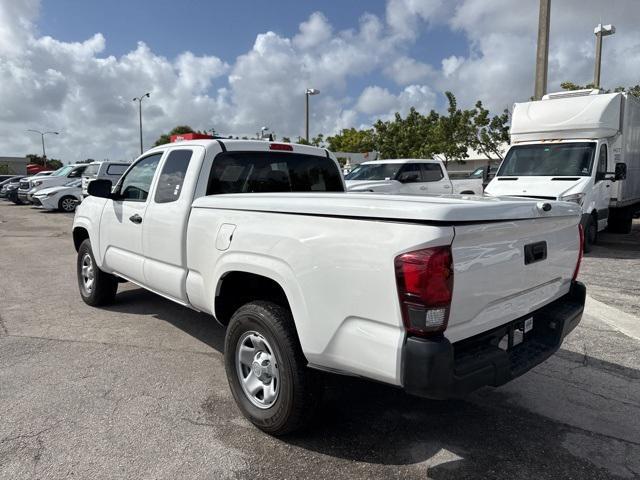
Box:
xmin=106 ymin=164 xmax=128 ymax=176
xmin=206 ymin=152 xmax=343 ymax=195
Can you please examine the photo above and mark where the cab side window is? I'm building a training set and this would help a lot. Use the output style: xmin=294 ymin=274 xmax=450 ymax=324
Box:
xmin=397 ymin=163 xmax=421 ymax=183
xmin=154 ymin=150 xmax=192 ymax=203
xmin=68 ymin=166 xmax=87 ymax=178
xmin=596 ymin=145 xmax=608 ymax=182
xmin=118 ymin=153 xmax=162 ymax=201
xmin=420 ymin=163 xmax=444 ymax=182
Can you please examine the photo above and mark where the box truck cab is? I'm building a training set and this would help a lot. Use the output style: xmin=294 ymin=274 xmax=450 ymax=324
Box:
xmin=485 ymin=89 xmax=640 ymax=251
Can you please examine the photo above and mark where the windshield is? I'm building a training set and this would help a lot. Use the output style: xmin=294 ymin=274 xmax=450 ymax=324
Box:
xmin=498 ymin=143 xmax=596 ymax=177
xmin=345 ymin=163 xmax=401 ymax=181
xmin=52 ymin=166 xmax=73 ymax=177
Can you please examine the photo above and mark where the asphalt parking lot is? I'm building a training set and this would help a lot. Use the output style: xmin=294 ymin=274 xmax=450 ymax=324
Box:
xmin=1 ymin=203 xmax=639 ymax=480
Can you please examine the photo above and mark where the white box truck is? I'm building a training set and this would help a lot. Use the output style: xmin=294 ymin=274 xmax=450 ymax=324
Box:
xmin=485 ymin=89 xmax=640 ymax=251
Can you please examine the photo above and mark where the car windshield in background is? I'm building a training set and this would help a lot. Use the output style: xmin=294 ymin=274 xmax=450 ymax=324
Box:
xmin=344 ymin=163 xmax=401 ymax=181
xmin=207 ymin=152 xmax=343 ymax=195
xmin=83 ymin=164 xmax=100 ymax=177
xmin=498 ymin=143 xmax=596 ymax=177
xmin=52 ymin=166 xmax=73 ymax=177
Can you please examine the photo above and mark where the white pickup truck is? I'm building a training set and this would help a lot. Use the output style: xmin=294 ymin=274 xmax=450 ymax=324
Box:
xmin=73 ymin=139 xmax=585 ymax=435
xmin=345 ymin=159 xmax=483 ymax=195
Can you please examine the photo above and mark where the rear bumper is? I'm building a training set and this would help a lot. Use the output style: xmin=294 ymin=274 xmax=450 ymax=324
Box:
xmin=402 ymin=281 xmax=586 ymax=399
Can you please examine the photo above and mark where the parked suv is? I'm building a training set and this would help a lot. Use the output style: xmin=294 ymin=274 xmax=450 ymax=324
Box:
xmin=6 ymin=171 xmax=54 ymax=204
xmin=81 ymin=161 xmax=129 ymax=197
xmin=19 ymin=164 xmax=87 ymax=204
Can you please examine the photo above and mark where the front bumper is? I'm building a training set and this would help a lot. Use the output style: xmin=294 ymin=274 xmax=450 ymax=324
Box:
xmin=402 ymin=281 xmax=586 ymax=399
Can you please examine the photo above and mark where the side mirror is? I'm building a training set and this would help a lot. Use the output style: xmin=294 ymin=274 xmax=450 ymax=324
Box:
xmin=615 ymin=162 xmax=627 ymax=181
xmin=87 ymin=179 xmax=113 ymax=198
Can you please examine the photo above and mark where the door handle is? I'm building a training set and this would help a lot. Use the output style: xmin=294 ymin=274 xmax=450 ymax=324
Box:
xmin=129 ymin=214 xmax=143 ymax=224
xmin=420 ymin=186 xmax=427 ymax=190
xmin=443 ymin=185 xmax=451 ymax=189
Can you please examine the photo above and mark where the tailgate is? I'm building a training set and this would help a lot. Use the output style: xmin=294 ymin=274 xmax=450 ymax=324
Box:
xmin=446 ymin=215 xmax=580 ymax=343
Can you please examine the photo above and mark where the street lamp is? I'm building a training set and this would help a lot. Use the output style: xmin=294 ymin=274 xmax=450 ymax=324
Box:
xmin=593 ymin=24 xmax=615 ymax=88
xmin=305 ymin=88 xmax=320 ymax=142
xmin=27 ymin=130 xmax=59 ymax=168
xmin=133 ymin=92 xmax=151 ymax=154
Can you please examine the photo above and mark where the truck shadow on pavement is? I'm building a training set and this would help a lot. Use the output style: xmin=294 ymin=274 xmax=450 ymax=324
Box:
xmin=103 ymin=287 xmax=635 ymax=479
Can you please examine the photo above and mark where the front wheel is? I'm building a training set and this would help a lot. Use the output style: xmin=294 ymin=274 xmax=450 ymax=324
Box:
xmin=59 ymin=196 xmax=78 ymax=212
xmin=77 ymin=239 xmax=118 ymax=306
xmin=224 ymin=301 xmax=321 ymax=436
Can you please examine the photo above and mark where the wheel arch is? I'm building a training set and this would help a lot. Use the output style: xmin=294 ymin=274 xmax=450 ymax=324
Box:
xmin=72 ymin=226 xmax=90 ymax=252
xmin=214 ymin=271 xmax=292 ymax=326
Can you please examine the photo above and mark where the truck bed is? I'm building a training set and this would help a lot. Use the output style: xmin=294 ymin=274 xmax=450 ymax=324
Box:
xmin=188 ymin=193 xmax=581 ymax=384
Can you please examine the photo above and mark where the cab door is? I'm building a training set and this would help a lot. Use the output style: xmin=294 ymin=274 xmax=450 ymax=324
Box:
xmin=99 ymin=152 xmax=163 ymax=283
xmin=419 ymin=163 xmax=451 ymax=194
xmin=593 ymin=143 xmax=612 ymax=230
xmin=395 ymin=163 xmax=423 ymax=194
xmin=142 ymin=147 xmax=202 ymax=302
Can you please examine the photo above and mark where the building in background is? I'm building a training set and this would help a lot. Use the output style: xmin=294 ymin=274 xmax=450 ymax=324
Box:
xmin=0 ymin=157 xmax=27 ymax=175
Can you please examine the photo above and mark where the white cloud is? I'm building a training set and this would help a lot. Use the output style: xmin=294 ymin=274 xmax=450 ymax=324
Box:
xmin=2 ymin=0 xmax=640 ymax=161
xmin=441 ymin=55 xmax=464 ymax=77
xmin=357 ymin=86 xmax=398 ymax=115
xmin=293 ymin=12 xmax=332 ymax=50
xmin=385 ymin=56 xmax=434 ymax=85
xmin=357 ymin=84 xmax=436 ymax=119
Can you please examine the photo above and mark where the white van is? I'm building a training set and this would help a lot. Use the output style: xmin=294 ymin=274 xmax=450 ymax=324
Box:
xmin=485 ymin=90 xmax=640 ymax=251
xmin=81 ymin=161 xmax=130 ymax=197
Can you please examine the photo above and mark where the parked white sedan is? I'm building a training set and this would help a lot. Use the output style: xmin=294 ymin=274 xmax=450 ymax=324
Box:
xmin=32 ymin=179 xmax=82 ymax=212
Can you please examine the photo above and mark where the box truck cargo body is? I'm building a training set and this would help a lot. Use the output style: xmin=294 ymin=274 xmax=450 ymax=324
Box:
xmin=486 ymin=89 xmax=640 ymax=250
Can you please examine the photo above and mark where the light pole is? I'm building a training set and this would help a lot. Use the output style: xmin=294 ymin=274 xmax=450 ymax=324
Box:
xmin=305 ymin=88 xmax=320 ymax=142
xmin=593 ymin=24 xmax=615 ymax=89
xmin=133 ymin=92 xmax=151 ymax=154
xmin=533 ymin=0 xmax=551 ymax=100
xmin=27 ymin=130 xmax=59 ymax=168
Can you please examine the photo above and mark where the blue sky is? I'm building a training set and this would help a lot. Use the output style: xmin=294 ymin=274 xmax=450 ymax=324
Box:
xmin=37 ymin=0 xmax=468 ymax=106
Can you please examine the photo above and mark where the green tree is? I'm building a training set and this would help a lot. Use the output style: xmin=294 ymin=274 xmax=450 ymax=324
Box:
xmin=281 ymin=136 xmax=291 ymax=143
xmin=326 ymin=128 xmax=375 ymax=152
xmin=430 ymin=92 xmax=475 ymax=166
xmin=26 ymin=154 xmax=64 ymax=169
xmin=154 ymin=125 xmax=195 ymax=146
xmin=469 ymin=101 xmax=510 ymax=160
xmin=373 ymin=107 xmax=439 ymax=159
xmin=561 ymin=81 xmax=640 ymax=99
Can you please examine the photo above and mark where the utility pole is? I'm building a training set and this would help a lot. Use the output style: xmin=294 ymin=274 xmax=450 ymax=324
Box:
xmin=133 ymin=92 xmax=150 ymax=154
xmin=27 ymin=130 xmax=59 ymax=169
xmin=304 ymin=88 xmax=320 ymax=142
xmin=593 ymin=24 xmax=616 ymax=88
xmin=533 ymin=0 xmax=551 ymax=100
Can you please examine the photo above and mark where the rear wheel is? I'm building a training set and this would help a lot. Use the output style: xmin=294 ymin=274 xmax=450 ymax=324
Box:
xmin=583 ymin=214 xmax=597 ymax=253
xmin=77 ymin=239 xmax=118 ymax=306
xmin=224 ymin=301 xmax=321 ymax=436
xmin=59 ymin=196 xmax=78 ymax=212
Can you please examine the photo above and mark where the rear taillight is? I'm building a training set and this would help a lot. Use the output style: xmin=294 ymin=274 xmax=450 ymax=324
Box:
xmin=572 ymin=224 xmax=584 ymax=281
xmin=395 ymin=246 xmax=453 ymax=337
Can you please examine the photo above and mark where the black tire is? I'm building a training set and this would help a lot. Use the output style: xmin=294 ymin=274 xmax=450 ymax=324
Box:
xmin=224 ymin=301 xmax=321 ymax=436
xmin=77 ymin=239 xmax=118 ymax=306
xmin=607 ymin=208 xmax=633 ymax=234
xmin=583 ymin=215 xmax=597 ymax=253
xmin=58 ymin=195 xmax=78 ymax=212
